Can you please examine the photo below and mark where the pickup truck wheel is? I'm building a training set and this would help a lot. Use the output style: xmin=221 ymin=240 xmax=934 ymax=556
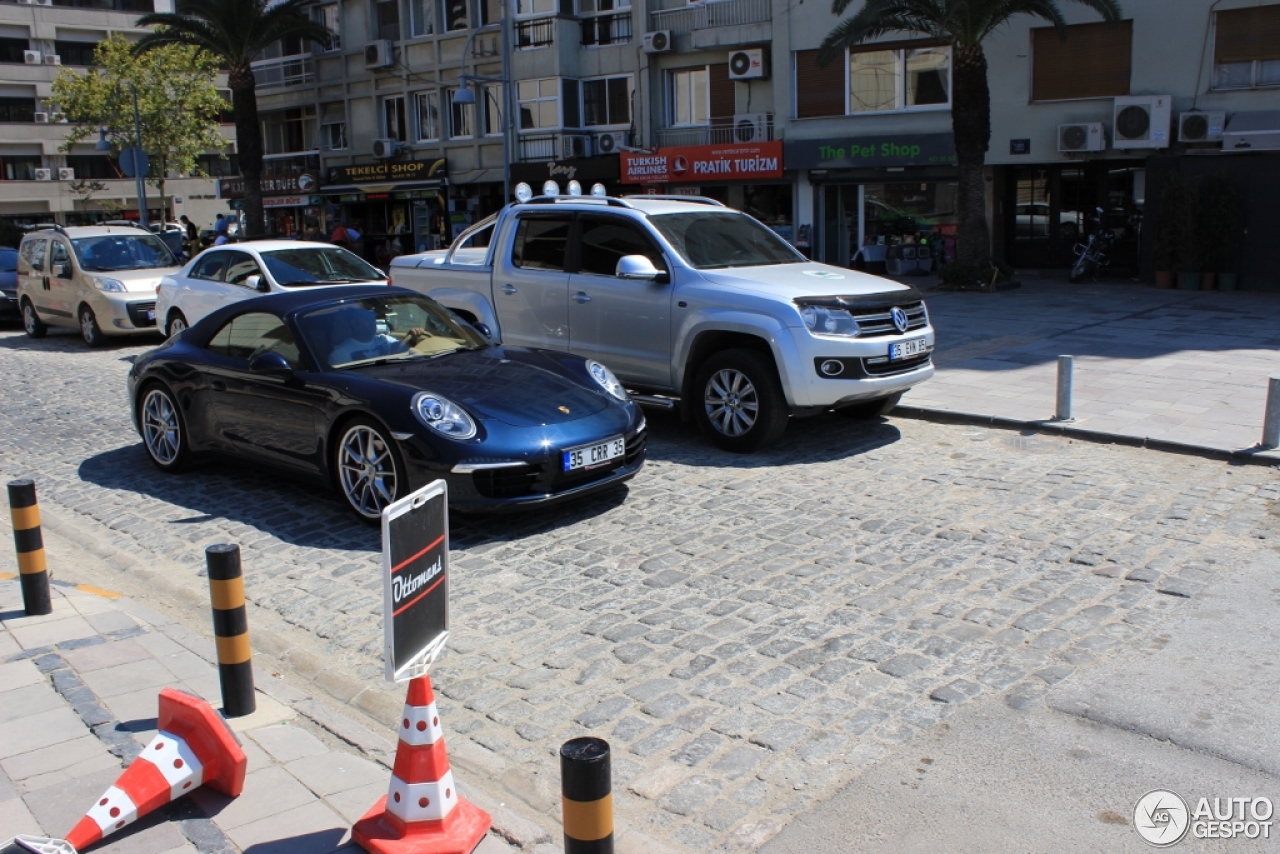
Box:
xmin=836 ymin=392 xmax=902 ymax=419
xmin=694 ymin=349 xmax=789 ymax=453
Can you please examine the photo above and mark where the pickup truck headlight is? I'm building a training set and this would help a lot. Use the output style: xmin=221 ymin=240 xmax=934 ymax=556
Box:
xmin=587 ymin=360 xmax=629 ymax=401
xmin=412 ymin=392 xmax=477 ymax=440
xmin=799 ymin=304 xmax=860 ymax=337
xmin=95 ymin=277 xmax=126 ymax=293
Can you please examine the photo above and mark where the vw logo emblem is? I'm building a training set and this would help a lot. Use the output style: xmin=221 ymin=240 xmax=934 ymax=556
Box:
xmin=890 ymin=307 xmax=909 ymax=333
xmin=820 ymin=360 xmax=844 ymax=376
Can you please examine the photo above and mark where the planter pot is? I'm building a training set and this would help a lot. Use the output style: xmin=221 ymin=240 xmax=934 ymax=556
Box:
xmin=1177 ymin=272 xmax=1202 ymax=290
xmin=1155 ymin=270 xmax=1174 ymax=289
xmin=1217 ymin=272 xmax=1239 ymax=291
xmin=1201 ymin=272 xmax=1217 ymax=290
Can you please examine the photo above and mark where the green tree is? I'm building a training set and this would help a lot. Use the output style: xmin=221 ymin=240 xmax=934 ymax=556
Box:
xmin=820 ymin=0 xmax=1122 ymax=267
xmin=49 ymin=36 xmax=226 ymax=223
xmin=133 ymin=0 xmax=332 ymax=238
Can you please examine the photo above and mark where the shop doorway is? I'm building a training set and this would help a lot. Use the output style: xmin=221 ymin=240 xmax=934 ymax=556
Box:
xmin=816 ymin=181 xmax=959 ymax=272
xmin=1005 ymin=164 xmax=1143 ymax=271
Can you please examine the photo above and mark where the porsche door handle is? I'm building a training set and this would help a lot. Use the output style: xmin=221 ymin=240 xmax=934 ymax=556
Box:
xmin=573 ymin=292 xmax=591 ymax=303
xmin=501 ymin=284 xmax=518 ymax=295
xmin=211 ymin=381 xmax=227 ymax=391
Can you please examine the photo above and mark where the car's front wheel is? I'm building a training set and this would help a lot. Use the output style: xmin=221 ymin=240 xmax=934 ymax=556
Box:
xmin=167 ymin=311 xmax=189 ymax=338
xmin=79 ymin=304 xmax=105 ymax=347
xmin=334 ymin=418 xmax=404 ymax=523
xmin=693 ymin=349 xmax=789 ymax=453
xmin=21 ymin=300 xmax=47 ymax=339
xmin=140 ymin=385 xmax=190 ymax=472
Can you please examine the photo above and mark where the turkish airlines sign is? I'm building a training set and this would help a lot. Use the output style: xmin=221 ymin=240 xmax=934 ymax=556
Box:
xmin=620 ymin=141 xmax=784 ymax=184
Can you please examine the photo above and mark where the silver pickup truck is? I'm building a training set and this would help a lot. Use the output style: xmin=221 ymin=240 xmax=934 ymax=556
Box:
xmin=390 ymin=190 xmax=934 ymax=452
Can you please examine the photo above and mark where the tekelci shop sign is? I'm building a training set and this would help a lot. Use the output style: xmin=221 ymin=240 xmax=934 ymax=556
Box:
xmin=381 ymin=480 xmax=449 ymax=681
xmin=620 ymin=141 xmax=783 ymax=184
xmin=786 ymin=133 xmax=956 ymax=169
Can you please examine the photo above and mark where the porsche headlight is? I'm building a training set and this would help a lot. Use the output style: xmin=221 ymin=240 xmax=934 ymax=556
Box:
xmin=799 ymin=304 xmax=860 ymax=337
xmin=412 ymin=392 xmax=477 ymax=440
xmin=95 ymin=277 xmax=126 ymax=293
xmin=587 ymin=359 xmax=628 ymax=401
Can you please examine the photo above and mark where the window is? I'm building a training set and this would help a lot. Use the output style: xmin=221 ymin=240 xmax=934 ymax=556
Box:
xmin=191 ymin=252 xmax=228 ymax=280
xmin=448 ymin=89 xmax=473 ymax=137
xmin=54 ymin=40 xmax=98 ymax=66
xmin=2 ymin=156 xmax=41 ymax=180
xmin=262 ymin=107 xmax=316 ymax=154
xmin=579 ymin=0 xmax=631 ymax=46
xmin=373 ymin=0 xmax=401 ymax=41
xmin=518 ymin=78 xmax=559 ymax=130
xmin=415 ymin=91 xmax=441 ymax=140
xmin=1032 ymin=20 xmax=1132 ymax=101
xmin=1213 ymin=4 xmax=1280 ymax=89
xmin=794 ymin=50 xmax=845 ymax=118
xmin=313 ymin=4 xmax=341 ymax=50
xmin=322 ymin=122 xmax=347 ymax=150
xmin=65 ymin=155 xmax=116 ymax=180
xmin=409 ymin=0 xmax=434 ymax=36
xmin=209 ymin=313 xmax=296 ymax=363
xmin=583 ymin=76 xmax=632 ymax=127
xmin=197 ymin=153 xmax=239 ymax=176
xmin=512 ymin=215 xmax=570 ymax=271
xmin=442 ymin=0 xmax=468 ymax=31
xmin=578 ymin=215 xmax=663 ymax=277
xmin=481 ymin=85 xmax=502 ymax=136
xmin=223 ymin=252 xmax=263 ymax=287
xmin=382 ymin=95 xmax=408 ymax=141
xmin=846 ymin=44 xmax=950 ymax=112
xmin=516 ymin=0 xmax=555 ymax=15
xmin=0 ymin=38 xmax=30 ymax=64
xmin=0 ymin=97 xmax=37 ymax=123
xmin=19 ymin=238 xmax=46 ymax=272
xmin=670 ymin=67 xmax=709 ymax=126
xmin=50 ymin=241 xmax=69 ymax=272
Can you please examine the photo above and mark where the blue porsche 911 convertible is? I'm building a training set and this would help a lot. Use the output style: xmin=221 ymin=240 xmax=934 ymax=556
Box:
xmin=127 ymin=285 xmax=646 ymax=520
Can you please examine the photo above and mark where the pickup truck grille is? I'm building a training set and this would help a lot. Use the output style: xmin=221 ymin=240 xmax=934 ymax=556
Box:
xmin=863 ymin=353 xmax=932 ymax=376
xmin=851 ymin=301 xmax=928 ymax=337
xmin=471 ymin=429 xmax=646 ymax=500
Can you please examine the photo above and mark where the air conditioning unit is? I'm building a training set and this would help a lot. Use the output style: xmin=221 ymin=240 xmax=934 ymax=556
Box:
xmin=33 ymin=112 xmax=49 ymax=123
xmin=1178 ymin=110 xmax=1226 ymax=143
xmin=728 ymin=48 xmax=767 ymax=80
xmin=58 ymin=167 xmax=74 ymax=180
xmin=1113 ymin=95 xmax=1172 ymax=149
xmin=33 ymin=0 xmax=52 ymax=6
xmin=34 ymin=168 xmax=52 ymax=181
xmin=43 ymin=54 xmax=60 ymax=65
xmin=24 ymin=50 xmax=42 ymax=64
xmin=1058 ymin=122 xmax=1105 ymax=153
xmin=732 ymin=112 xmax=769 ymax=143
xmin=364 ymin=40 xmax=394 ymax=70
xmin=562 ymin=133 xmax=593 ymax=159
xmin=642 ymin=30 xmax=672 ymax=54
xmin=594 ymin=130 xmax=629 ymax=154
xmin=372 ymin=138 xmax=398 ymax=158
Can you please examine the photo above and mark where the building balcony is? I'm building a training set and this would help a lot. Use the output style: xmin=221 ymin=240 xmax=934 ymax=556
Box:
xmin=514 ymin=17 xmax=556 ymax=50
xmin=581 ymin=11 xmax=632 ymax=47
xmin=657 ymin=113 xmax=775 ymax=147
xmin=517 ymin=130 xmax=633 ymax=161
xmin=251 ymin=54 xmax=314 ymax=91
xmin=648 ymin=0 xmax=771 ymax=38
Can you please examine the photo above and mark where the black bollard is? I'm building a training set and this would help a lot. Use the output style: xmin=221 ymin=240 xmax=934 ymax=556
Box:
xmin=561 ymin=736 xmax=613 ymax=854
xmin=206 ymin=544 xmax=255 ymax=717
xmin=7 ymin=480 xmax=51 ymax=616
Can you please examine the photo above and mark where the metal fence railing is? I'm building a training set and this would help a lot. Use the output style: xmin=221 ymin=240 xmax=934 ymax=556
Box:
xmin=649 ymin=0 xmax=771 ymax=35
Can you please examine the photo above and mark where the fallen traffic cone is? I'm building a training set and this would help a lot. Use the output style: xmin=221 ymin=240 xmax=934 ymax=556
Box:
xmin=352 ymin=675 xmax=490 ymax=854
xmin=65 ymin=687 xmax=247 ymax=851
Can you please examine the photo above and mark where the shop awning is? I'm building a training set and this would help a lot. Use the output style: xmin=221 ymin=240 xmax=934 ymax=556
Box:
xmin=1223 ymin=111 xmax=1280 ymax=152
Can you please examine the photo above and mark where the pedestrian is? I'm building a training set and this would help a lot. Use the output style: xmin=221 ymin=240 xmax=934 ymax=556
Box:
xmin=180 ymin=214 xmax=199 ymax=256
xmin=330 ymin=220 xmax=350 ymax=247
xmin=301 ymin=217 xmax=323 ymax=242
xmin=347 ymin=219 xmax=363 ymax=254
xmin=214 ymin=213 xmax=229 ymax=239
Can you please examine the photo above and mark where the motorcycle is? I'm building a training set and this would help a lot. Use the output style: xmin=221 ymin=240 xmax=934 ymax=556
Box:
xmin=1069 ymin=207 xmax=1116 ymax=283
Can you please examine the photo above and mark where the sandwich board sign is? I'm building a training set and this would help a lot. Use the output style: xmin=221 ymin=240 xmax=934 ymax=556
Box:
xmin=381 ymin=480 xmax=449 ymax=682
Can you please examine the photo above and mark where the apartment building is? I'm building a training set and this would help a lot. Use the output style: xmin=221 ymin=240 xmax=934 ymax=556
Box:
xmin=251 ymin=0 xmax=1278 ymax=285
xmin=0 ymin=0 xmax=236 ymax=233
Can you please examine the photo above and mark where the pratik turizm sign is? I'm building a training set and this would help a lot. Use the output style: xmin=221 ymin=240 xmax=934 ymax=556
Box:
xmin=620 ymin=141 xmax=783 ymax=184
xmin=381 ymin=480 xmax=449 ymax=681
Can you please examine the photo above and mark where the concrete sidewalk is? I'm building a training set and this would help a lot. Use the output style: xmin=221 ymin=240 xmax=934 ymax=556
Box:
xmin=0 ymin=574 xmax=534 ymax=854
xmin=899 ymin=276 xmax=1280 ymax=462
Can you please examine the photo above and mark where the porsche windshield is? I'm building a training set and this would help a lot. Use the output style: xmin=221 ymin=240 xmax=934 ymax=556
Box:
xmin=73 ymin=234 xmax=176 ymax=271
xmin=298 ymin=294 xmax=488 ymax=369
xmin=649 ymin=211 xmax=805 ymax=269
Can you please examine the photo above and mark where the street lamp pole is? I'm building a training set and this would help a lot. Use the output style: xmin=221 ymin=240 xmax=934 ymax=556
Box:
xmin=455 ymin=10 xmax=511 ymax=204
xmin=130 ymin=85 xmax=149 ymax=230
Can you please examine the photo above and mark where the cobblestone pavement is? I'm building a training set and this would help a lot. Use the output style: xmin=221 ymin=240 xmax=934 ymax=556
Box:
xmin=2 ymin=326 xmax=1277 ymax=851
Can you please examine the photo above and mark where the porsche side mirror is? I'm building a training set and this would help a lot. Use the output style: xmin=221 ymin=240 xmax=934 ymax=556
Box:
xmin=249 ymin=351 xmax=292 ymax=375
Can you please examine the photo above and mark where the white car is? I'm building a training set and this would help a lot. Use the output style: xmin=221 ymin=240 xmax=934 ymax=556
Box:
xmin=156 ymin=240 xmax=388 ymax=336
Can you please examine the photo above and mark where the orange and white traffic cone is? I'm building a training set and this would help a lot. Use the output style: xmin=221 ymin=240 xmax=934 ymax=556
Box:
xmin=65 ymin=688 xmax=247 ymax=851
xmin=352 ymin=675 xmax=490 ymax=854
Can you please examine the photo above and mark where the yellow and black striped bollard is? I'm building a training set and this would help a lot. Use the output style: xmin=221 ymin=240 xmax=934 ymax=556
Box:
xmin=561 ymin=736 xmax=613 ymax=853
xmin=206 ymin=543 xmax=255 ymax=717
xmin=8 ymin=479 xmax=51 ymax=616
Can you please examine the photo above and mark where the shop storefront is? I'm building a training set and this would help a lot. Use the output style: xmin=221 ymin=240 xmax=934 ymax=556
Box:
xmin=323 ymin=159 xmax=449 ymax=265
xmin=787 ymin=133 xmax=958 ymax=272
xmin=219 ymin=173 xmax=323 ymax=240
xmin=619 ymin=141 xmax=794 ymax=245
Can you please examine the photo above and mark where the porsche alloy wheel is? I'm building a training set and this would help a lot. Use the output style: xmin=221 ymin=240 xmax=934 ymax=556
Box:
xmin=336 ymin=420 xmax=403 ymax=522
xmin=140 ymin=385 xmax=189 ymax=471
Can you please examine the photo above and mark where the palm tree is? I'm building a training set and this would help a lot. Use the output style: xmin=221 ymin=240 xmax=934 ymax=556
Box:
xmin=820 ymin=0 xmax=1122 ymax=268
xmin=133 ymin=0 xmax=332 ymax=238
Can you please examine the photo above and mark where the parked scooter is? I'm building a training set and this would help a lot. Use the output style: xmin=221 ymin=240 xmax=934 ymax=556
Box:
xmin=1069 ymin=207 xmax=1116 ymax=283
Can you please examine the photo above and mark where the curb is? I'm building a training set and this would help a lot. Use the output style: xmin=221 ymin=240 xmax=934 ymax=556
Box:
xmin=894 ymin=406 xmax=1280 ymax=467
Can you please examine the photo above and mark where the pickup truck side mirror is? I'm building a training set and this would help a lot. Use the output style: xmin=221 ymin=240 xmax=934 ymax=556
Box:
xmin=470 ymin=320 xmax=494 ymax=341
xmin=616 ymin=255 xmax=664 ymax=281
